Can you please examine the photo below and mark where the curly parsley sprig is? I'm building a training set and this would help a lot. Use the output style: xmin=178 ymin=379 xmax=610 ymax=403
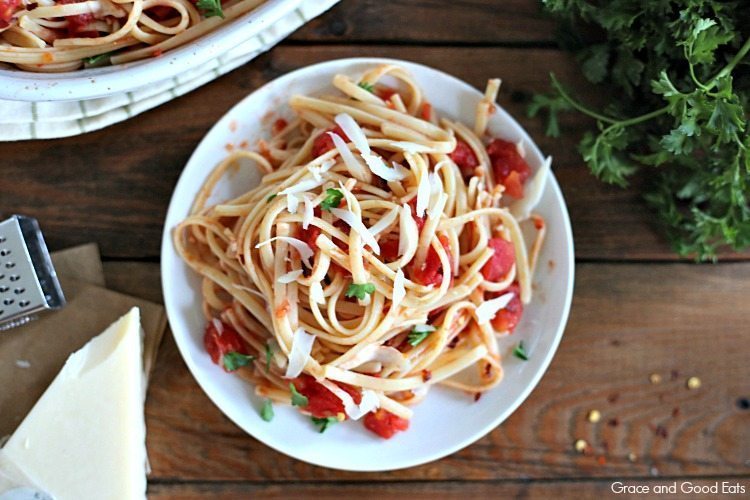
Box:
xmin=531 ymin=2 xmax=750 ymax=260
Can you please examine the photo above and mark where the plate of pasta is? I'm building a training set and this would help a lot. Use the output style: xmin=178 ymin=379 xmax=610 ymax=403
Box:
xmin=161 ymin=57 xmax=574 ymax=470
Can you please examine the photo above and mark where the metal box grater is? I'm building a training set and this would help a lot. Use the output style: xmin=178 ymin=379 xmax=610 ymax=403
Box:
xmin=0 ymin=216 xmax=65 ymax=331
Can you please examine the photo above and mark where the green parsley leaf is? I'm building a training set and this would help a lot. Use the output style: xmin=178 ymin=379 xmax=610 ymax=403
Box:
xmin=265 ymin=342 xmax=273 ymax=373
xmin=289 ymin=383 xmax=309 ymax=407
xmin=222 ymin=352 xmax=255 ymax=371
xmin=357 ymin=81 xmax=375 ymax=93
xmin=196 ymin=0 xmax=223 ymax=18
xmin=320 ymin=188 xmax=344 ymax=211
xmin=311 ymin=416 xmax=338 ymax=433
xmin=513 ymin=341 xmax=529 ymax=361
xmin=260 ymin=399 xmax=274 ymax=422
xmin=266 ymin=194 xmax=277 ymax=203
xmin=84 ymin=52 xmax=112 ymax=66
xmin=345 ymin=282 xmax=376 ymax=300
xmin=407 ymin=325 xmax=437 ymax=347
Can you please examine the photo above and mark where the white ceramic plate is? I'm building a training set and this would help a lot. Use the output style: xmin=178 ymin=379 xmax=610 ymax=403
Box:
xmin=0 ymin=0 xmax=304 ymax=102
xmin=161 ymin=57 xmax=575 ymax=471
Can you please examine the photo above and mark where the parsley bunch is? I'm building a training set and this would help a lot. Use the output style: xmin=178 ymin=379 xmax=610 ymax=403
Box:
xmin=530 ymin=1 xmax=750 ymax=260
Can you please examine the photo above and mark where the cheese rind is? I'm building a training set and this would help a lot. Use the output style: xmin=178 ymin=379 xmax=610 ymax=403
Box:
xmin=0 ymin=307 xmax=147 ymax=500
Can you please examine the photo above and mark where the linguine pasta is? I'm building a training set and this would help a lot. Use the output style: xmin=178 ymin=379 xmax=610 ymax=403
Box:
xmin=174 ymin=64 xmax=550 ymax=438
xmin=0 ymin=0 xmax=264 ymax=71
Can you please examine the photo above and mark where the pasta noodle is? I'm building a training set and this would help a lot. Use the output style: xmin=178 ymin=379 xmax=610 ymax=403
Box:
xmin=0 ymin=0 xmax=264 ymax=71
xmin=173 ymin=64 xmax=550 ymax=438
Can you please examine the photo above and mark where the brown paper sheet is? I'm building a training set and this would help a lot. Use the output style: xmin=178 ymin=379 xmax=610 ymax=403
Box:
xmin=0 ymin=244 xmax=166 ymax=438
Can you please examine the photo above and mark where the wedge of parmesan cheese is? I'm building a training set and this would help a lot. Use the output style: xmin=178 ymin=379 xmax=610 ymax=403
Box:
xmin=0 ymin=308 xmax=147 ymax=500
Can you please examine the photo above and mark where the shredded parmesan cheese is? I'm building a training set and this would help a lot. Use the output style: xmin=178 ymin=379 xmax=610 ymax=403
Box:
xmin=302 ymin=195 xmax=314 ymax=229
xmin=334 ymin=113 xmax=371 ymax=155
xmin=255 ymin=236 xmax=314 ymax=268
xmin=330 ymin=207 xmax=381 ymax=254
xmin=416 ymin=170 xmax=431 ymax=217
xmin=284 ymin=328 xmax=315 ymax=378
xmin=475 ymin=292 xmax=514 ymax=325
xmin=392 ymin=269 xmax=406 ymax=309
xmin=278 ymin=269 xmax=303 ymax=283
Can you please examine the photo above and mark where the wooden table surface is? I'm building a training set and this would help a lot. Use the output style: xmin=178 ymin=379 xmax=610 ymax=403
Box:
xmin=3 ymin=1 xmax=749 ymax=498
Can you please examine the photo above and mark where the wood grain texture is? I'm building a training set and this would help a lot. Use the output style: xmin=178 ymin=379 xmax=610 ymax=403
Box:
xmin=0 ymin=45 xmax=696 ymax=261
xmin=98 ymin=262 xmax=750 ymax=481
xmin=148 ymin=477 xmax=750 ymax=499
xmin=290 ymin=0 xmax=555 ymax=44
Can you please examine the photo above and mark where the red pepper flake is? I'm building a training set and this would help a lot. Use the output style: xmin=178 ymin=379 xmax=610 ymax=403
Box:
xmin=224 ymin=143 xmax=235 ymax=152
xmin=152 ymin=48 xmax=164 ymax=58
xmin=474 ymin=392 xmax=482 ymax=402
xmin=275 ymin=299 xmax=290 ymax=319
xmin=483 ymin=363 xmax=492 ymax=376
xmin=597 ymin=455 xmax=607 ymax=466
xmin=239 ymin=140 xmax=249 ymax=149
xmin=420 ymin=102 xmax=432 ymax=121
xmin=447 ymin=336 xmax=459 ymax=349
xmin=607 ymin=418 xmax=619 ymax=427
xmin=607 ymin=393 xmax=620 ymax=404
xmin=42 ymin=53 xmax=54 ymax=63
xmin=672 ymin=407 xmax=680 ymax=418
xmin=654 ymin=425 xmax=668 ymax=439
xmin=421 ymin=369 xmax=432 ymax=382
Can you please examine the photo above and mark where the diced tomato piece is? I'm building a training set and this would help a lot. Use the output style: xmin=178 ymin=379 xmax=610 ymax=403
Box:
xmin=292 ymin=374 xmax=361 ymax=419
xmin=487 ymin=138 xmax=531 ymax=199
xmin=311 ymin=125 xmax=348 ymax=158
xmin=489 ymin=283 xmax=523 ymax=333
xmin=411 ymin=234 xmax=452 ymax=286
xmin=407 ymin=197 xmax=425 ymax=232
xmin=363 ymin=409 xmax=410 ymax=439
xmin=380 ymin=237 xmax=400 ymax=262
xmin=481 ymin=238 xmax=515 ymax=282
xmin=57 ymin=0 xmax=98 ymax=36
xmin=375 ymin=86 xmax=398 ymax=101
xmin=203 ymin=320 xmax=248 ymax=369
xmin=503 ymin=170 xmax=524 ymax=199
xmin=0 ymin=0 xmax=21 ymax=26
xmin=147 ymin=5 xmax=172 ymax=20
xmin=449 ymin=140 xmax=479 ymax=178
xmin=299 ymin=224 xmax=321 ymax=251
xmin=272 ymin=118 xmax=288 ymax=135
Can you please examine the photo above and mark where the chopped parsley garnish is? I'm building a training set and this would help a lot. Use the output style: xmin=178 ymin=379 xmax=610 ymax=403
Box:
xmin=265 ymin=342 xmax=273 ymax=373
xmin=84 ymin=52 xmax=111 ymax=66
xmin=345 ymin=282 xmax=376 ymax=300
xmin=320 ymin=188 xmax=344 ymax=211
xmin=222 ymin=352 xmax=254 ymax=371
xmin=357 ymin=81 xmax=375 ymax=93
xmin=311 ymin=416 xmax=338 ymax=433
xmin=266 ymin=193 xmax=277 ymax=203
xmin=407 ymin=325 xmax=437 ymax=347
xmin=513 ymin=341 xmax=529 ymax=361
xmin=196 ymin=0 xmax=224 ymax=18
xmin=289 ymin=383 xmax=309 ymax=407
xmin=260 ymin=399 xmax=274 ymax=422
